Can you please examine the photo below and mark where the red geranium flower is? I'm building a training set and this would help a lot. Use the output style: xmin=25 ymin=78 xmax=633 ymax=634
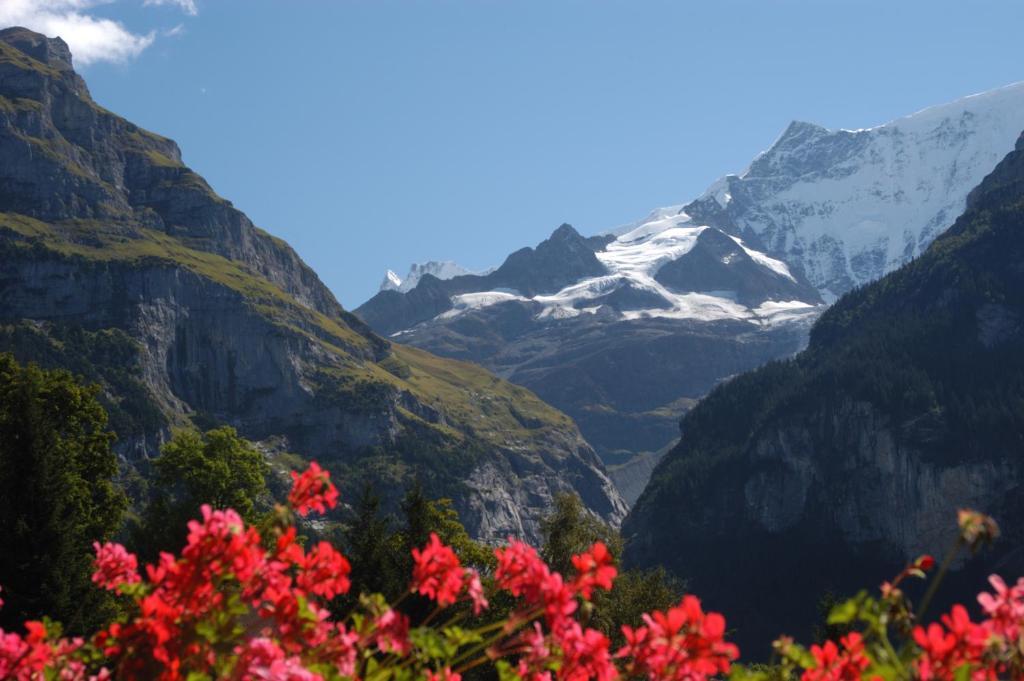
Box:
xmin=495 ymin=539 xmax=551 ymax=603
xmin=618 ymin=596 xmax=738 ymax=681
xmin=801 ymin=632 xmax=873 ymax=681
xmin=411 ymin=533 xmax=465 ymax=607
xmin=571 ymin=541 xmax=617 ymax=600
xmin=555 ymin=621 xmax=616 ymax=681
xmin=288 ymin=462 xmax=339 ymax=517
xmin=297 ymin=541 xmax=351 ymax=600
xmin=913 ymin=605 xmax=990 ymax=681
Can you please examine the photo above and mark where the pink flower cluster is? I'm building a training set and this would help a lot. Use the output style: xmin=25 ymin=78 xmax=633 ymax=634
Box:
xmin=912 ymin=575 xmax=1024 ymax=680
xmin=91 ymin=542 xmax=141 ymax=591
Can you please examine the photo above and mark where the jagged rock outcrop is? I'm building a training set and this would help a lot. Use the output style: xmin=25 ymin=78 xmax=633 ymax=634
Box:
xmin=0 ymin=27 xmax=626 ymax=543
xmin=357 ymin=224 xmax=613 ymax=336
xmin=624 ymin=132 xmax=1024 ymax=655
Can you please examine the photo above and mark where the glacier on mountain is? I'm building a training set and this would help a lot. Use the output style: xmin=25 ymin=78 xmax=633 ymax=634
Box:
xmin=419 ymin=223 xmax=819 ymax=329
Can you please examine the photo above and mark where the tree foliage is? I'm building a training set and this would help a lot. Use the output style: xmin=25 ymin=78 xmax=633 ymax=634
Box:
xmin=134 ymin=426 xmax=269 ymax=560
xmin=541 ymin=493 xmax=681 ymax=643
xmin=332 ymin=482 xmax=493 ymax=619
xmin=0 ymin=353 xmax=126 ymax=632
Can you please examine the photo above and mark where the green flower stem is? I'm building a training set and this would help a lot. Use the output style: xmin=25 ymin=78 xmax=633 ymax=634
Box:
xmin=449 ymin=606 xmax=544 ymax=670
xmin=917 ymin=537 xmax=963 ymax=623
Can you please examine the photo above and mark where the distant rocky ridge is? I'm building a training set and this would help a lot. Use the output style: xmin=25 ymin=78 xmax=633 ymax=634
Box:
xmin=0 ymin=27 xmax=626 ymax=543
xmin=379 ymin=261 xmax=477 ymax=294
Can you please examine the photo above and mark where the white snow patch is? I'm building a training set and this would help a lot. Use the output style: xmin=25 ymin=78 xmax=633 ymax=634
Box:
xmin=752 ymin=300 xmax=819 ymax=325
xmin=380 ymin=270 xmax=403 ymax=292
xmin=731 ymin=236 xmax=797 ymax=282
xmin=437 ymin=291 xmax=530 ymax=320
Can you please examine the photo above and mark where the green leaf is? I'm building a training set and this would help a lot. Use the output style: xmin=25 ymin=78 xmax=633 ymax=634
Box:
xmin=827 ymin=597 xmax=861 ymax=625
xmin=953 ymin=663 xmax=973 ymax=681
xmin=727 ymin=664 xmax=771 ymax=681
xmin=496 ymin=660 xmax=524 ymax=681
xmin=779 ymin=642 xmax=816 ymax=670
xmin=410 ymin=626 xmax=458 ymax=660
xmin=442 ymin=626 xmax=483 ymax=648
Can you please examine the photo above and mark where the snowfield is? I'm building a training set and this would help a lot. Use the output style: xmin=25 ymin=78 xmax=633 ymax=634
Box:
xmin=681 ymin=80 xmax=1024 ymax=300
xmin=412 ymin=221 xmax=820 ymax=329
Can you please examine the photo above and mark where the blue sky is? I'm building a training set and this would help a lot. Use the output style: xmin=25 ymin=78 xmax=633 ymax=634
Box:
xmin=4 ymin=1 xmax=1024 ymax=306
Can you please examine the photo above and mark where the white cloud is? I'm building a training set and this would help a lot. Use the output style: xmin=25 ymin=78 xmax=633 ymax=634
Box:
xmin=0 ymin=0 xmax=156 ymax=66
xmin=144 ymin=0 xmax=198 ymax=17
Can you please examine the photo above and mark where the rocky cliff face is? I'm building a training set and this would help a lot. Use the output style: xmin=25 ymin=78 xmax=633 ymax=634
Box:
xmin=0 ymin=27 xmax=626 ymax=543
xmin=624 ymin=132 xmax=1024 ymax=655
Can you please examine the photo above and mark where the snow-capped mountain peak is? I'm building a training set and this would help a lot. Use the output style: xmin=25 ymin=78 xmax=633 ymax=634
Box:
xmin=378 ymin=261 xmax=476 ymax=293
xmin=380 ymin=270 xmax=403 ymax=292
xmin=676 ymin=80 xmax=1024 ymax=300
xmin=374 ymin=82 xmax=1024 ymax=323
xmin=366 ymin=222 xmax=822 ymax=335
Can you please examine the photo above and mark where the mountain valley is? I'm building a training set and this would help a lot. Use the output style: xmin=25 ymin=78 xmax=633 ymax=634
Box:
xmin=357 ymin=83 xmax=1024 ymax=501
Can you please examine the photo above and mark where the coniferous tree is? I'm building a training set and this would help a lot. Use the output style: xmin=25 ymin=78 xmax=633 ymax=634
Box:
xmin=0 ymin=353 xmax=126 ymax=633
xmin=541 ymin=493 xmax=623 ymax=576
xmin=540 ymin=493 xmax=681 ymax=643
xmin=336 ymin=484 xmax=403 ymax=609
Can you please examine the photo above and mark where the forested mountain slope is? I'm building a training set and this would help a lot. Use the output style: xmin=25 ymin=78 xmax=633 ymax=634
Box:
xmin=624 ymin=130 xmax=1024 ymax=653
